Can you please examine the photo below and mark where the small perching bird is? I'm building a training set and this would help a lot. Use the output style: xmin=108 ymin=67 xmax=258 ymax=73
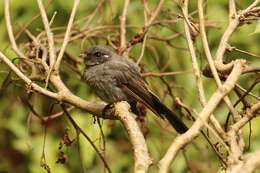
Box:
xmin=81 ymin=45 xmax=188 ymax=133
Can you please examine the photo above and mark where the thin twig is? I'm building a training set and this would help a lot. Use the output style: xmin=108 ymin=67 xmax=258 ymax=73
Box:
xmin=82 ymin=0 xmax=104 ymax=28
xmin=4 ymin=0 xmax=28 ymax=60
xmin=182 ymin=0 xmax=227 ymax=139
xmin=119 ymin=0 xmax=130 ymax=49
xmin=0 ymin=51 xmax=58 ymax=98
xmin=37 ymin=0 xmax=56 ymax=68
xmin=61 ymin=104 xmax=112 ymax=173
xmin=137 ymin=34 xmax=147 ymax=64
xmin=54 ymin=0 xmax=80 ymax=71
xmin=0 ymin=51 xmax=109 ymax=118
xmin=142 ymin=70 xmax=192 ymax=77
xmin=198 ymin=0 xmax=240 ymax=120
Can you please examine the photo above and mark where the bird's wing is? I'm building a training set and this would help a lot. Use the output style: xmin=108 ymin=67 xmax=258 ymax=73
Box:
xmin=106 ymin=58 xmax=164 ymax=118
xmin=106 ymin=58 xmax=188 ymax=133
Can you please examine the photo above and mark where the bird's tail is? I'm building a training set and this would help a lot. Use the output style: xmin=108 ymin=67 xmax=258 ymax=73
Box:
xmin=121 ymin=84 xmax=188 ymax=133
xmin=149 ymin=92 xmax=188 ymax=134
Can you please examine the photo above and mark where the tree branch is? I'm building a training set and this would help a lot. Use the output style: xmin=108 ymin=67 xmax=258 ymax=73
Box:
xmin=119 ymin=0 xmax=130 ymax=49
xmin=114 ymin=101 xmax=152 ymax=173
xmin=158 ymin=60 xmax=245 ymax=173
xmin=182 ymin=0 xmax=226 ymax=139
xmin=54 ymin=0 xmax=80 ymax=71
xmin=37 ymin=0 xmax=56 ymax=68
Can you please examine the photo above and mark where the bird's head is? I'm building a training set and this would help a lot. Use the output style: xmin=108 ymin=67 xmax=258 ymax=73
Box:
xmin=81 ymin=45 xmax=113 ymax=67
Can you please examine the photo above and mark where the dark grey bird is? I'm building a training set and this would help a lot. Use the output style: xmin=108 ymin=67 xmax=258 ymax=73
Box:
xmin=82 ymin=45 xmax=188 ymax=133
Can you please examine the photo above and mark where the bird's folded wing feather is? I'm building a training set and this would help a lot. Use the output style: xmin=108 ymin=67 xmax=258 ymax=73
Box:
xmin=105 ymin=58 xmax=188 ymax=133
xmin=106 ymin=58 xmax=164 ymax=119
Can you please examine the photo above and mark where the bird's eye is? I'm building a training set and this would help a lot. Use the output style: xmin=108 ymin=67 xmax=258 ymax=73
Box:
xmin=94 ymin=52 xmax=102 ymax=57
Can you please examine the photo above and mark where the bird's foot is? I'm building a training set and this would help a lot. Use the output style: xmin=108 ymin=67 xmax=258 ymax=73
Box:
xmin=102 ymin=103 xmax=116 ymax=118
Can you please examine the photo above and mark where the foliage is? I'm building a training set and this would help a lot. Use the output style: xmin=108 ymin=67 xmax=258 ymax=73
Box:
xmin=0 ymin=0 xmax=260 ymax=173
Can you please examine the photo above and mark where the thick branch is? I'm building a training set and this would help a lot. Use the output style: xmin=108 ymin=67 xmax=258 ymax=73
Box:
xmin=114 ymin=101 xmax=152 ymax=173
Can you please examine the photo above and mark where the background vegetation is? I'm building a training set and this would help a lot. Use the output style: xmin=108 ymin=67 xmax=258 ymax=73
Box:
xmin=0 ymin=0 xmax=259 ymax=173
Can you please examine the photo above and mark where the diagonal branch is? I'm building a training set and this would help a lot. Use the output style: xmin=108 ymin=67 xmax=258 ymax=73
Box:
xmin=54 ymin=0 xmax=80 ymax=71
xmin=0 ymin=51 xmax=58 ymax=99
xmin=182 ymin=0 xmax=226 ymax=139
xmin=0 ymin=51 xmax=110 ymax=119
xmin=198 ymin=0 xmax=241 ymax=121
xmin=114 ymin=101 xmax=152 ymax=173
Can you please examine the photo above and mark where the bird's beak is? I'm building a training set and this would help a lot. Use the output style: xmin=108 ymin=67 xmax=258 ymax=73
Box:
xmin=80 ymin=53 xmax=85 ymax=58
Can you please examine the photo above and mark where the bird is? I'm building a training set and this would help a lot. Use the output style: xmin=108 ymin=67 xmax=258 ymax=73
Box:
xmin=81 ymin=45 xmax=188 ymax=133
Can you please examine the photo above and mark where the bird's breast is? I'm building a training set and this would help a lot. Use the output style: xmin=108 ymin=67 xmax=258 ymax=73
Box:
xmin=83 ymin=64 xmax=128 ymax=103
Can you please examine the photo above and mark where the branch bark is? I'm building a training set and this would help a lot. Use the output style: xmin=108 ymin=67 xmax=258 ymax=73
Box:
xmin=182 ymin=0 xmax=226 ymax=139
xmin=119 ymin=0 xmax=130 ymax=49
xmin=54 ymin=0 xmax=80 ymax=71
xmin=114 ymin=101 xmax=152 ymax=173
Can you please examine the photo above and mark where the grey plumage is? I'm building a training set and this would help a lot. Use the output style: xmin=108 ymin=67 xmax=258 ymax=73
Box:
xmin=82 ymin=45 xmax=188 ymax=133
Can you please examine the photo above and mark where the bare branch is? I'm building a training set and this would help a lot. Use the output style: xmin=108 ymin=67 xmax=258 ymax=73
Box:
xmin=146 ymin=0 xmax=164 ymax=27
xmin=0 ymin=51 xmax=58 ymax=99
xmin=4 ymin=0 xmax=28 ymax=60
xmin=0 ymin=51 xmax=111 ymax=118
xmin=231 ymin=101 xmax=260 ymax=132
xmin=120 ymin=0 xmax=165 ymax=54
xmin=136 ymin=34 xmax=147 ymax=64
xmin=182 ymin=0 xmax=226 ymax=138
xmin=141 ymin=70 xmax=192 ymax=77
xmin=158 ymin=60 xmax=245 ymax=173
xmin=61 ymin=104 xmax=112 ymax=173
xmin=232 ymin=150 xmax=260 ymax=173
xmin=214 ymin=18 xmax=238 ymax=71
xmin=229 ymin=0 xmax=236 ymax=19
xmin=244 ymin=0 xmax=260 ymax=12
xmin=54 ymin=0 xmax=80 ymax=71
xmin=37 ymin=0 xmax=56 ymax=67
xmin=119 ymin=0 xmax=130 ymax=49
xmin=114 ymin=101 xmax=152 ymax=173
xmin=215 ymin=0 xmax=260 ymax=72
xmin=198 ymin=0 xmax=241 ymax=121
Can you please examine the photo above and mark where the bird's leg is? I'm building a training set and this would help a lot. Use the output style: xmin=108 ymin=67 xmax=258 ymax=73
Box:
xmin=102 ymin=103 xmax=116 ymax=117
xmin=130 ymin=101 xmax=149 ymax=136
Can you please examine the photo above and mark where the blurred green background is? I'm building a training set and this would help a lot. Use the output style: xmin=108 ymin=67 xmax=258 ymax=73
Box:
xmin=0 ymin=0 xmax=259 ymax=173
